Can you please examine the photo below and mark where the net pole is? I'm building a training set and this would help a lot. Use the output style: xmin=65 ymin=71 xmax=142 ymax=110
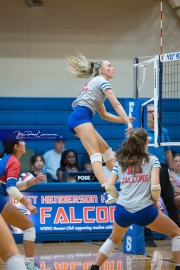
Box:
xmin=154 ymin=57 xmax=159 ymax=147
xmin=160 ymin=0 xmax=163 ymax=54
xmin=158 ymin=56 xmax=163 ymax=144
xmin=133 ymin=57 xmax=139 ymax=99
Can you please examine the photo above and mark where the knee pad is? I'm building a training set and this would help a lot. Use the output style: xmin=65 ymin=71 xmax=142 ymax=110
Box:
xmin=6 ymin=254 xmax=25 ymax=270
xmin=23 ymin=227 xmax=36 ymax=241
xmin=99 ymin=238 xmax=117 ymax=258
xmin=171 ymin=236 xmax=180 ymax=252
xmin=102 ymin=148 xmax=115 ymax=162
xmin=90 ymin=153 xmax=102 ymax=164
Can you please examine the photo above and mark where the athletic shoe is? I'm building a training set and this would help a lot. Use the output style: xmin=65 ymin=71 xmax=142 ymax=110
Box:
xmin=89 ymin=265 xmax=99 ymax=270
xmin=103 ymin=192 xmax=117 ymax=204
xmin=145 ymin=240 xmax=157 ymax=247
xmin=25 ymin=261 xmax=42 ymax=270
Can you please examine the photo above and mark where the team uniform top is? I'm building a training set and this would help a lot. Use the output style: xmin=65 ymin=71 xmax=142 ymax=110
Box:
xmin=0 ymin=154 xmax=20 ymax=196
xmin=112 ymin=154 xmax=161 ymax=213
xmin=72 ymin=75 xmax=112 ymax=115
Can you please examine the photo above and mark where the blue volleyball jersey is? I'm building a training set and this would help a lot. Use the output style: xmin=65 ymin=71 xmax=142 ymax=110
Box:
xmin=0 ymin=154 xmax=20 ymax=196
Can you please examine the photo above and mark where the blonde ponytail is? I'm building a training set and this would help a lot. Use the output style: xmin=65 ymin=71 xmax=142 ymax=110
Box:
xmin=66 ymin=52 xmax=103 ymax=79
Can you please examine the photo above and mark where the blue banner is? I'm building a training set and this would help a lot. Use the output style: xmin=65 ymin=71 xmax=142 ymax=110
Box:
xmin=125 ymin=99 xmax=148 ymax=128
xmin=8 ymin=187 xmax=116 ymax=235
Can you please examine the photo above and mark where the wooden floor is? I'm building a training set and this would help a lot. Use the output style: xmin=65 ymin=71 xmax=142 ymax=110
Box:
xmin=0 ymin=240 xmax=175 ymax=270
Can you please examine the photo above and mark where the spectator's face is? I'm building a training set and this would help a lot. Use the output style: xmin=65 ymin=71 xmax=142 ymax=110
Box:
xmin=173 ymin=156 xmax=180 ymax=172
xmin=147 ymin=105 xmax=159 ymax=123
xmin=65 ymin=152 xmax=76 ymax=166
xmin=33 ymin=156 xmax=44 ymax=170
xmin=147 ymin=105 xmax=155 ymax=122
xmin=54 ymin=140 xmax=65 ymax=153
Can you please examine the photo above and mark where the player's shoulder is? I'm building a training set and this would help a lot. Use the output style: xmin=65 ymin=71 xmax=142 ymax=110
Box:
xmin=147 ymin=153 xmax=160 ymax=165
xmin=147 ymin=152 xmax=158 ymax=159
xmin=91 ymin=75 xmax=107 ymax=84
xmin=7 ymin=155 xmax=20 ymax=166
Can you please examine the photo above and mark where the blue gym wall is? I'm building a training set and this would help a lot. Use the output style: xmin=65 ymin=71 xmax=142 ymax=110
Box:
xmin=0 ymin=97 xmax=126 ymax=166
xmin=0 ymin=97 xmax=179 ymax=165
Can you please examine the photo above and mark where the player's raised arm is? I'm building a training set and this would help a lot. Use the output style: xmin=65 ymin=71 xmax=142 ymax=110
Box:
xmin=98 ymin=103 xmax=135 ymax=126
xmin=104 ymin=89 xmax=133 ymax=136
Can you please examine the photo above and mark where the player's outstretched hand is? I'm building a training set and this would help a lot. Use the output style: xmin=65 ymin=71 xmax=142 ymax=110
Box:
xmin=36 ymin=173 xmax=45 ymax=183
xmin=125 ymin=123 xmax=133 ymax=137
xmin=128 ymin=117 xmax=135 ymax=123
xmin=27 ymin=204 xmax=38 ymax=214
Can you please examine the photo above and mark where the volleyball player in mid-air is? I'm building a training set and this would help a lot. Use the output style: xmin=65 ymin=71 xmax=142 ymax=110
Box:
xmin=89 ymin=128 xmax=180 ymax=270
xmin=67 ymin=52 xmax=134 ymax=203
xmin=0 ymin=135 xmax=45 ymax=270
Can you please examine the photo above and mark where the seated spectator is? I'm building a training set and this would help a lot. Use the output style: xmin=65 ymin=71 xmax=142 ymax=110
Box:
xmin=43 ymin=135 xmax=66 ymax=181
xmin=173 ymin=153 xmax=180 ymax=209
xmin=31 ymin=154 xmax=53 ymax=183
xmin=82 ymin=152 xmax=93 ymax=171
xmin=57 ymin=149 xmax=83 ymax=182
xmin=19 ymin=147 xmax=35 ymax=174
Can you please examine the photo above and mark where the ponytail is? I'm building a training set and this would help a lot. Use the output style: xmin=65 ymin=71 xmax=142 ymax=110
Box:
xmin=116 ymin=128 xmax=149 ymax=173
xmin=66 ymin=52 xmax=103 ymax=78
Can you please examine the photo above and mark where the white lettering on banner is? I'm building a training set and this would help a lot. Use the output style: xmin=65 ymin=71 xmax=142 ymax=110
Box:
xmin=126 ymin=236 xmax=132 ymax=251
xmin=10 ymin=196 xmax=37 ymax=204
xmin=129 ymin=102 xmax=134 ymax=117
xmin=41 ymin=195 xmax=98 ymax=204
xmin=160 ymin=51 xmax=180 ymax=62
xmin=77 ymin=175 xmax=91 ymax=181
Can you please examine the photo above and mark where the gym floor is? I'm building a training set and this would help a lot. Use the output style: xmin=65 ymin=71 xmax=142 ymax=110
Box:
xmin=0 ymin=240 xmax=174 ymax=270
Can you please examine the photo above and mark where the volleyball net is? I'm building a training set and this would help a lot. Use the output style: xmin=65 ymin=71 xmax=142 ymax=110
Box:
xmin=134 ymin=51 xmax=180 ymax=149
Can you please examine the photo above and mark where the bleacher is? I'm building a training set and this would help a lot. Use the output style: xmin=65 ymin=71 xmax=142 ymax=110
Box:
xmin=0 ymin=97 xmax=126 ymax=166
